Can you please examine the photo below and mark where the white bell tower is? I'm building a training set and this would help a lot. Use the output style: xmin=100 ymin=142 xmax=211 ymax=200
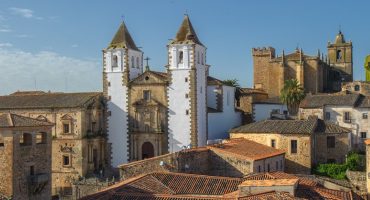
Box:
xmin=167 ymin=15 xmax=208 ymax=153
xmin=103 ymin=21 xmax=143 ymax=167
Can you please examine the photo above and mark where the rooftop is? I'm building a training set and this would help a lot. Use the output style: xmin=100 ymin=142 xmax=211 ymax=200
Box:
xmin=209 ymin=138 xmax=285 ymax=161
xmin=230 ymin=118 xmax=350 ymax=134
xmin=0 ymin=92 xmax=102 ymax=109
xmin=107 ymin=21 xmax=139 ymax=50
xmin=300 ymin=93 xmax=360 ymax=108
xmin=170 ymin=15 xmax=203 ymax=46
xmin=0 ymin=113 xmax=53 ymax=128
xmin=240 ymin=178 xmax=298 ymax=187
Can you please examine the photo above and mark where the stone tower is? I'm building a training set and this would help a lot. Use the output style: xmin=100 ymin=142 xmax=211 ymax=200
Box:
xmin=103 ymin=21 xmax=143 ymax=167
xmin=167 ymin=15 xmax=208 ymax=152
xmin=327 ymin=30 xmax=353 ymax=82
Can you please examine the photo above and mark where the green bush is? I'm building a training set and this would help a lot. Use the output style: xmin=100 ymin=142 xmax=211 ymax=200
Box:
xmin=313 ymin=152 xmax=363 ymax=180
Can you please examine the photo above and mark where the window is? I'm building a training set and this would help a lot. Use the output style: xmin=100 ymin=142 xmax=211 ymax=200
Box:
xmin=361 ymin=132 xmax=367 ymax=139
xmin=0 ymin=135 xmax=3 ymax=147
xmin=185 ymin=77 xmax=188 ymax=82
xmin=20 ymin=133 xmax=32 ymax=146
xmin=276 ymin=161 xmax=278 ymax=170
xmin=363 ymin=113 xmax=368 ymax=119
xmin=143 ymin=90 xmax=151 ymax=101
xmin=327 ymin=136 xmax=335 ymax=148
xmin=227 ymin=91 xmax=230 ymax=106
xmin=63 ymin=155 xmax=70 ymax=167
xmin=63 ymin=123 xmax=70 ymax=134
xmin=131 ymin=56 xmax=135 ymax=68
xmin=112 ymin=55 xmax=118 ymax=68
xmin=92 ymin=122 xmax=96 ymax=132
xmin=344 ymin=112 xmax=351 ymax=123
xmin=108 ymin=82 xmax=111 ymax=87
xmin=186 ymin=110 xmax=189 ymax=115
xmin=136 ymin=57 xmax=140 ymax=68
xmin=336 ymin=50 xmax=342 ymax=61
xmin=185 ymin=93 xmax=189 ymax=98
xmin=200 ymin=86 xmax=202 ymax=94
xmin=178 ymin=51 xmax=183 ymax=64
xmin=36 ymin=132 xmax=47 ymax=144
xmin=197 ymin=52 xmax=200 ymax=64
xmin=30 ymin=166 xmax=34 ymax=176
xmin=271 ymin=139 xmax=276 ymax=148
xmin=267 ymin=164 xmax=270 ymax=172
xmin=258 ymin=165 xmax=261 ymax=172
xmin=354 ymin=85 xmax=360 ymax=91
xmin=201 ymin=53 xmax=204 ymax=64
xmin=325 ymin=112 xmax=331 ymax=120
xmin=280 ymin=160 xmax=283 ymax=170
xmin=290 ymin=140 xmax=297 ymax=154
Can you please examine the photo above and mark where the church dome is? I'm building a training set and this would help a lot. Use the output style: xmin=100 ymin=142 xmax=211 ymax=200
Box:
xmin=335 ymin=31 xmax=345 ymax=44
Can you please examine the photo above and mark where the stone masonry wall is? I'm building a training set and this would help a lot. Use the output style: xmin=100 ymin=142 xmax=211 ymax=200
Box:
xmin=231 ymin=133 xmax=312 ymax=174
xmin=0 ymin=130 xmax=13 ymax=198
xmin=314 ymin=133 xmax=349 ymax=164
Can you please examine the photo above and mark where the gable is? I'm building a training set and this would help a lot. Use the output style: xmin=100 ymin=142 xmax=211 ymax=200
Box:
xmin=130 ymin=71 xmax=168 ymax=85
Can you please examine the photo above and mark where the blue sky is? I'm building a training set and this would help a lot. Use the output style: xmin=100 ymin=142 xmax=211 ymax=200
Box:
xmin=0 ymin=0 xmax=369 ymax=94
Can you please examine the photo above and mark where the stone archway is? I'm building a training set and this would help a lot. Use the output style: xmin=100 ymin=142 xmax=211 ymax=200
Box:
xmin=142 ymin=142 xmax=154 ymax=159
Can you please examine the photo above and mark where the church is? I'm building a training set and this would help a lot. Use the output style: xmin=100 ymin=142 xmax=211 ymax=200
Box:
xmin=252 ymin=31 xmax=353 ymax=98
xmin=103 ymin=15 xmax=242 ymax=167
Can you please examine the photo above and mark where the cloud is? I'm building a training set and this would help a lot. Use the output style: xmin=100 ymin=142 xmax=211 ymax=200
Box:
xmin=16 ymin=34 xmax=30 ymax=38
xmin=0 ymin=28 xmax=11 ymax=32
xmin=0 ymin=48 xmax=102 ymax=95
xmin=9 ymin=7 xmax=43 ymax=19
xmin=0 ymin=43 xmax=12 ymax=47
xmin=71 ymin=44 xmax=79 ymax=48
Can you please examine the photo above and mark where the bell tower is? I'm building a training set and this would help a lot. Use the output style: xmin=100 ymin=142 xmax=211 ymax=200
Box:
xmin=167 ymin=15 xmax=209 ymax=152
xmin=103 ymin=20 xmax=143 ymax=167
xmin=327 ymin=30 xmax=353 ymax=82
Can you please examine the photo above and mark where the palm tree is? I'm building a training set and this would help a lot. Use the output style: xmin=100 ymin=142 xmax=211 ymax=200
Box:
xmin=222 ymin=79 xmax=240 ymax=88
xmin=280 ymin=79 xmax=305 ymax=116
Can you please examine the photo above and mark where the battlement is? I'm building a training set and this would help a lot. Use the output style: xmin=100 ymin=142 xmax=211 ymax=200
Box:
xmin=252 ymin=47 xmax=276 ymax=57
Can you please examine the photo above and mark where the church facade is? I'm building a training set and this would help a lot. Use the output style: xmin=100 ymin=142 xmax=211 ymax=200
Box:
xmin=104 ymin=16 xmax=242 ymax=167
xmin=253 ymin=31 xmax=353 ymax=98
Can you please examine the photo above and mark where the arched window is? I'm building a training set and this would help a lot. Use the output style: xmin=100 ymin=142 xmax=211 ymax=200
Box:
xmin=197 ymin=52 xmax=200 ymax=64
xmin=336 ymin=50 xmax=342 ymax=61
xmin=201 ymin=53 xmax=204 ymax=64
xmin=142 ymin=142 xmax=154 ymax=159
xmin=178 ymin=51 xmax=184 ymax=64
xmin=136 ymin=57 xmax=140 ymax=68
xmin=131 ymin=56 xmax=135 ymax=68
xmin=112 ymin=55 xmax=118 ymax=68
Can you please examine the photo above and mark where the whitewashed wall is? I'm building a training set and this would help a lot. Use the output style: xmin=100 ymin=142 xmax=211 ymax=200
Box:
xmin=207 ymin=85 xmax=217 ymax=109
xmin=208 ymin=86 xmax=241 ymax=140
xmin=253 ymin=104 xmax=287 ymax=122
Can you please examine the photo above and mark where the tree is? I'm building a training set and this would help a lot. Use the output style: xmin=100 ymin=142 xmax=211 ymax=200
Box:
xmin=280 ymin=79 xmax=305 ymax=116
xmin=222 ymin=79 xmax=240 ymax=88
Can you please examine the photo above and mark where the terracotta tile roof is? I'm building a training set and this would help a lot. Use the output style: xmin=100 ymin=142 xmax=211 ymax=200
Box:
xmin=238 ymin=88 xmax=267 ymax=96
xmin=240 ymin=178 xmax=298 ymax=187
xmin=0 ymin=92 xmax=101 ymax=109
xmin=107 ymin=21 xmax=139 ymax=50
xmin=207 ymin=76 xmax=223 ymax=85
xmin=81 ymin=172 xmax=243 ymax=200
xmin=356 ymin=95 xmax=370 ymax=108
xmin=0 ymin=113 xmax=53 ymax=128
xmin=364 ymin=139 xmax=370 ymax=145
xmin=244 ymin=172 xmax=354 ymax=200
xmin=300 ymin=93 xmax=360 ymax=108
xmin=230 ymin=118 xmax=350 ymax=135
xmin=209 ymin=138 xmax=285 ymax=161
xmin=170 ymin=15 xmax=203 ymax=46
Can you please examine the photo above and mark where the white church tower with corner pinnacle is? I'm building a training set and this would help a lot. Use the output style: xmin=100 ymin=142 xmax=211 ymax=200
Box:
xmin=167 ymin=15 xmax=208 ymax=152
xmin=103 ymin=21 xmax=143 ymax=167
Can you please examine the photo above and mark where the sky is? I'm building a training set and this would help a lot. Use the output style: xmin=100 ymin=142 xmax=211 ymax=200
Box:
xmin=0 ymin=0 xmax=369 ymax=95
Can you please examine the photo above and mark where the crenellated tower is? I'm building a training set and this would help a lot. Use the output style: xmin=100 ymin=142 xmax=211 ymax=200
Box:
xmin=103 ymin=21 xmax=143 ymax=167
xmin=167 ymin=15 xmax=209 ymax=152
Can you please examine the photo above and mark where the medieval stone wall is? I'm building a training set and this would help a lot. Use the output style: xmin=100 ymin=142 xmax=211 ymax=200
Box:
xmin=314 ymin=133 xmax=349 ymax=164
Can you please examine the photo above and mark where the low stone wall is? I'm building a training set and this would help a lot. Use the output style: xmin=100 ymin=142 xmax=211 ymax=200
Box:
xmin=119 ymin=148 xmax=210 ymax=180
xmin=119 ymin=147 xmax=258 ymax=181
xmin=71 ymin=177 xmax=116 ymax=200
xmin=346 ymin=170 xmax=367 ymax=195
